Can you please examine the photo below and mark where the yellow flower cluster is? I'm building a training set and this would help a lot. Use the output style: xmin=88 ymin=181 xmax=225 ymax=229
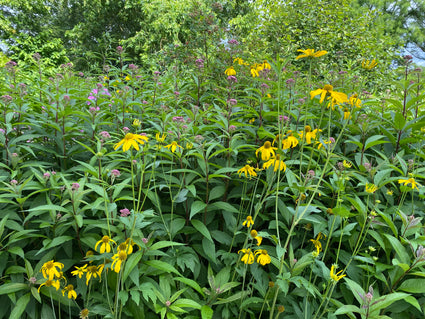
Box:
xmin=225 ymin=58 xmax=271 ymax=78
xmin=38 ymin=260 xmax=78 ymax=300
xmin=238 ymin=217 xmax=270 ymax=265
xmin=296 ymin=49 xmax=328 ymax=60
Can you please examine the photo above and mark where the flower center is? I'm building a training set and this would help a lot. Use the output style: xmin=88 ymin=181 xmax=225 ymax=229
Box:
xmin=87 ymin=266 xmax=98 ymax=273
xmin=102 ymin=235 xmax=110 ymax=243
xmin=125 ymin=133 xmax=134 ymax=140
xmin=46 ymin=261 xmax=53 ymax=269
xmin=323 ymin=84 xmax=333 ymax=91
xmin=261 ymin=250 xmax=267 ymax=255
xmin=119 ymin=251 xmax=127 ymax=261
xmin=264 ymin=141 xmax=271 ymax=149
xmin=304 ymin=125 xmax=312 ymax=132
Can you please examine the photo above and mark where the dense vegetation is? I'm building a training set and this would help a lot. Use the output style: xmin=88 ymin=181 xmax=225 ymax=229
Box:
xmin=1 ymin=1 xmax=425 ymax=319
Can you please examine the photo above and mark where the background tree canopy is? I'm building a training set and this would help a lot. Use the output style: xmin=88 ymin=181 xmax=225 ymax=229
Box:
xmin=0 ymin=0 xmax=422 ymax=70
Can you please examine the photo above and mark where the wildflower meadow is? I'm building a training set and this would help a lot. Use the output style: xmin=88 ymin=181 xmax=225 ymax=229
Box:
xmin=2 ymin=2 xmax=425 ymax=318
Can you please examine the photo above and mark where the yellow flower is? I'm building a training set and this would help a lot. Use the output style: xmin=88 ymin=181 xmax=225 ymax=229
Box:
xmin=282 ymin=132 xmax=299 ymax=149
xmin=296 ymin=49 xmax=328 ymax=60
xmin=165 ymin=141 xmax=183 ymax=153
xmin=118 ymin=238 xmax=136 ymax=255
xmin=316 ymin=139 xmax=333 ymax=150
xmin=330 ymin=264 xmax=346 ymax=281
xmin=85 ymin=265 xmax=103 ymax=285
xmin=41 ymin=260 xmax=64 ymax=280
xmin=250 ymin=229 xmax=263 ymax=246
xmin=62 ymin=284 xmax=77 ymax=300
xmin=233 ymin=57 xmax=244 ymax=65
xmin=386 ymin=189 xmax=393 ymax=196
xmin=261 ymin=60 xmax=271 ymax=69
xmin=242 ymin=216 xmax=254 ymax=227
xmin=237 ymin=165 xmax=257 ymax=179
xmin=238 ymin=248 xmax=255 ymax=264
xmin=299 ymin=126 xmax=320 ymax=144
xmin=310 ymin=233 xmax=325 ymax=255
xmin=111 ymin=251 xmax=128 ymax=273
xmin=125 ymin=75 xmax=131 ymax=81
xmin=95 ymin=235 xmax=116 ymax=254
xmin=310 ymin=84 xmax=348 ymax=105
xmin=343 ymin=160 xmax=352 ymax=168
xmin=365 ymin=183 xmax=378 ymax=194
xmin=71 ymin=264 xmax=88 ymax=278
xmin=249 ymin=118 xmax=255 ymax=124
xmin=255 ymin=249 xmax=271 ymax=266
xmin=263 ymin=154 xmax=287 ymax=172
xmin=133 ymin=119 xmax=141 ymax=126
xmin=362 ymin=59 xmax=378 ymax=70
xmin=38 ymin=279 xmax=60 ymax=292
xmin=256 ymin=141 xmax=277 ymax=161
xmin=250 ymin=66 xmax=260 ymax=77
xmin=186 ymin=142 xmax=193 ymax=150
xmin=225 ymin=66 xmax=236 ymax=76
xmin=155 ymin=132 xmax=166 ymax=142
xmin=80 ymin=308 xmax=90 ymax=319
xmin=114 ymin=133 xmax=148 ymax=152
xmin=349 ymin=94 xmax=362 ymax=108
xmin=398 ymin=177 xmax=420 ymax=190
xmin=343 ymin=108 xmax=351 ymax=120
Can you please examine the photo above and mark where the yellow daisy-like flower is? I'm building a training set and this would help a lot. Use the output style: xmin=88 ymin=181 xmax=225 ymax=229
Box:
xmin=310 ymin=84 xmax=348 ymax=105
xmin=118 ymin=238 xmax=136 ymax=255
xmin=398 ymin=177 xmax=420 ymax=190
xmin=365 ymin=183 xmax=378 ymax=194
xmin=111 ymin=251 xmax=128 ymax=273
xmin=310 ymin=233 xmax=325 ymax=255
xmin=186 ymin=142 xmax=193 ymax=149
xmin=224 ymin=66 xmax=236 ymax=76
xmin=256 ymin=141 xmax=277 ymax=161
xmin=242 ymin=216 xmax=254 ymax=227
xmin=155 ymin=132 xmax=166 ymax=142
xmin=263 ymin=154 xmax=287 ymax=172
xmin=71 ymin=264 xmax=88 ymax=279
xmin=361 ymin=59 xmax=378 ymax=70
xmin=114 ymin=133 xmax=148 ymax=152
xmin=80 ymin=308 xmax=90 ymax=319
xmin=349 ymin=94 xmax=362 ymax=108
xmin=95 ymin=235 xmax=116 ymax=254
xmin=261 ymin=60 xmax=271 ymax=70
xmin=248 ymin=118 xmax=255 ymax=124
xmin=255 ymin=249 xmax=271 ymax=266
xmin=387 ymin=189 xmax=393 ymax=196
xmin=316 ymin=139 xmax=333 ymax=150
xmin=238 ymin=248 xmax=255 ymax=264
xmin=133 ymin=119 xmax=141 ymax=126
xmin=125 ymin=75 xmax=131 ymax=81
xmin=233 ymin=57 xmax=245 ymax=65
xmin=237 ymin=165 xmax=257 ymax=179
xmin=85 ymin=265 xmax=103 ymax=285
xmin=250 ymin=230 xmax=263 ymax=246
xmin=282 ymin=132 xmax=299 ymax=149
xmin=41 ymin=260 xmax=64 ymax=280
xmin=165 ymin=141 xmax=183 ymax=153
xmin=296 ymin=49 xmax=328 ymax=60
xmin=251 ymin=66 xmax=260 ymax=77
xmin=38 ymin=279 xmax=60 ymax=292
xmin=343 ymin=108 xmax=351 ymax=120
xmin=343 ymin=160 xmax=352 ymax=168
xmin=299 ymin=126 xmax=320 ymax=144
xmin=62 ymin=284 xmax=77 ymax=300
xmin=330 ymin=264 xmax=346 ymax=281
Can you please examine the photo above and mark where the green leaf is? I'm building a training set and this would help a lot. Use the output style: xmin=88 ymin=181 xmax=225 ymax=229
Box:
xmin=394 ymin=111 xmax=406 ymax=130
xmin=332 ymin=205 xmax=355 ymax=218
xmin=172 ymin=298 xmax=201 ymax=309
xmin=0 ymin=283 xmax=28 ymax=295
xmin=123 ymin=251 xmax=143 ymax=282
xmin=202 ymin=237 xmax=216 ymax=261
xmin=144 ymin=260 xmax=181 ymax=275
xmin=201 ymin=305 xmax=213 ymax=319
xmin=175 ymin=277 xmax=205 ymax=297
xmin=208 ymin=202 xmax=239 ymax=214
xmin=398 ymin=279 xmax=425 ymax=293
xmin=383 ymin=234 xmax=409 ymax=262
xmin=149 ymin=241 xmax=185 ymax=251
xmin=10 ymin=293 xmax=31 ymax=319
xmin=364 ymin=135 xmax=389 ymax=151
xmin=190 ymin=201 xmax=207 ymax=219
xmin=334 ymin=305 xmax=362 ymax=316
xmin=191 ymin=219 xmax=213 ymax=242
xmin=370 ymin=292 xmax=410 ymax=312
